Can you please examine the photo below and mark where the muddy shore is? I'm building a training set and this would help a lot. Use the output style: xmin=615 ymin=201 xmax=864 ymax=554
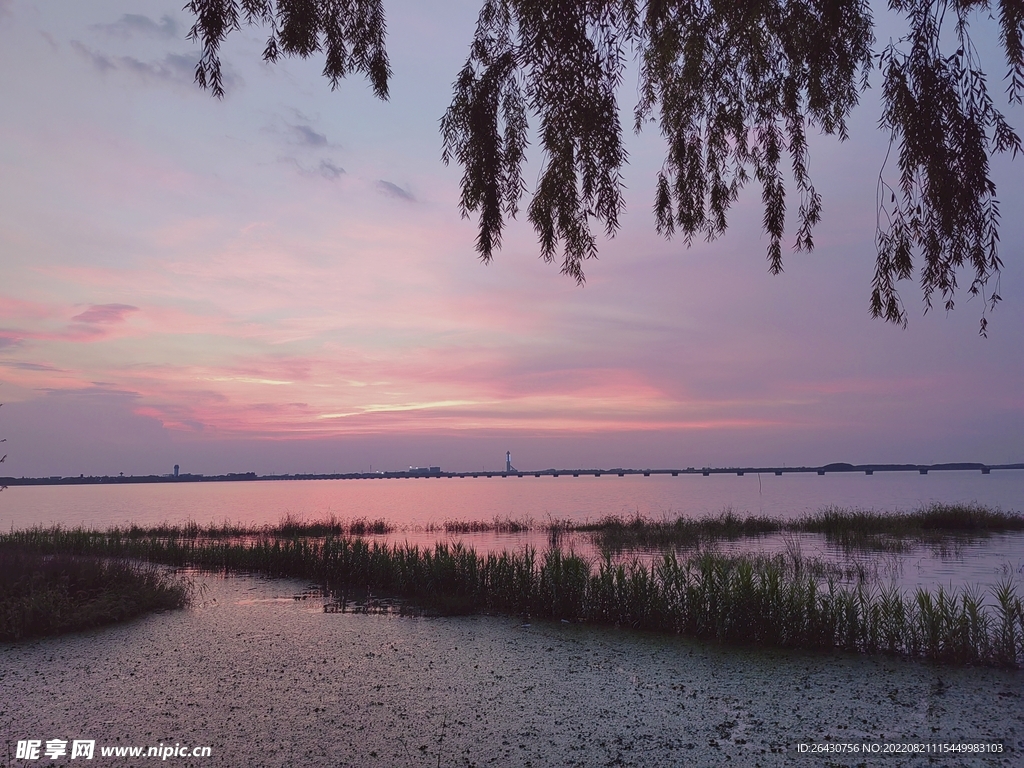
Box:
xmin=2 ymin=574 xmax=1021 ymax=766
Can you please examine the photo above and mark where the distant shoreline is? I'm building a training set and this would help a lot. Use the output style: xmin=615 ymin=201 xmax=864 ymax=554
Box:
xmin=3 ymin=461 xmax=1023 ymax=486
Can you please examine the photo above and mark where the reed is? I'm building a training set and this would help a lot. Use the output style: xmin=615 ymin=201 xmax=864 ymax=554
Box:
xmin=576 ymin=510 xmax=781 ymax=550
xmin=78 ymin=515 xmax=395 ymax=540
xmin=0 ymin=546 xmax=193 ymax=641
xmin=4 ymin=526 xmax=1022 ymax=667
xmin=573 ymin=503 xmax=1024 ymax=552
xmin=798 ymin=504 xmax=1024 ymax=552
xmin=426 ymin=517 xmax=533 ymax=534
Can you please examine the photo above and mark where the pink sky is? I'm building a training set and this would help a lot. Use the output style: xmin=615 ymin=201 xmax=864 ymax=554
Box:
xmin=1 ymin=1 xmax=1022 ymax=476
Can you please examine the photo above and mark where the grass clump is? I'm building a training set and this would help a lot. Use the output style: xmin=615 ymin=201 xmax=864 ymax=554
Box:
xmin=98 ymin=514 xmax=394 ymax=540
xmin=805 ymin=503 xmax=1024 ymax=534
xmin=577 ymin=510 xmax=780 ymax=550
xmin=801 ymin=504 xmax=1024 ymax=552
xmin=0 ymin=547 xmax=193 ymax=641
xmin=426 ymin=516 xmax=533 ymax=534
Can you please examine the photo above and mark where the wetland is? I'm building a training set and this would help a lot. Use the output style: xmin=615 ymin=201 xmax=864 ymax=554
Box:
xmin=4 ymin=474 xmax=1024 ymax=765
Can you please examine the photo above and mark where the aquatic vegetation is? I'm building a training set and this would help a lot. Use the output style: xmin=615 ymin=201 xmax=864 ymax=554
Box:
xmin=387 ymin=503 xmax=1023 ymax=552
xmin=54 ymin=504 xmax=1020 ymax=554
xmin=575 ymin=510 xmax=781 ymax=550
xmin=4 ymin=525 xmax=1022 ymax=667
xmin=0 ymin=547 xmax=193 ymax=641
xmin=87 ymin=514 xmax=395 ymax=540
xmin=425 ymin=517 xmax=532 ymax=535
xmin=798 ymin=504 xmax=1024 ymax=553
xmin=577 ymin=503 xmax=1024 ymax=552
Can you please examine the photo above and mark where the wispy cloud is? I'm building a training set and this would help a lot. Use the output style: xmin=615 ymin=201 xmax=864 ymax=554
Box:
xmin=318 ymin=160 xmax=345 ymax=179
xmin=376 ymin=180 xmax=415 ymax=201
xmin=0 ymin=296 xmax=65 ymax=320
xmin=279 ymin=157 xmax=346 ymax=180
xmin=72 ymin=304 xmax=139 ymax=324
xmin=71 ymin=40 xmax=116 ymax=72
xmin=70 ymin=42 xmax=238 ymax=90
xmin=292 ymin=124 xmax=327 ymax=147
xmin=0 ymin=360 xmax=63 ymax=372
xmin=0 ymin=331 xmax=23 ymax=350
xmin=92 ymin=14 xmax=180 ymax=39
xmin=117 ymin=52 xmax=195 ymax=84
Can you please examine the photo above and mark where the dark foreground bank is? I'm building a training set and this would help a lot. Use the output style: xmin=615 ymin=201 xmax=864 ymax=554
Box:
xmin=0 ymin=548 xmax=193 ymax=641
xmin=4 ymin=574 xmax=1020 ymax=768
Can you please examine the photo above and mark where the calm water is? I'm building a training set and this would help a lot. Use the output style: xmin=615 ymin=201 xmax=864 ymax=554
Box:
xmin=3 ymin=471 xmax=1023 ymax=592
xmin=3 ymin=470 xmax=1022 ymax=530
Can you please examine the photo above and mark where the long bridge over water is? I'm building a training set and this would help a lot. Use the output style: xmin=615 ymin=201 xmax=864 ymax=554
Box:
xmin=4 ymin=462 xmax=1022 ymax=486
xmin=385 ymin=461 xmax=1022 ymax=479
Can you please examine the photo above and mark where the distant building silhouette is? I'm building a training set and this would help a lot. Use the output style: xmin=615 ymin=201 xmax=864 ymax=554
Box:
xmin=505 ymin=451 xmax=517 ymax=472
xmin=408 ymin=466 xmax=441 ymax=477
xmin=174 ymin=464 xmax=179 ymax=478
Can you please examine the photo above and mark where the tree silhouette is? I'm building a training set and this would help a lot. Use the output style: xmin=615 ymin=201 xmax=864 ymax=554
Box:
xmin=186 ymin=0 xmax=1023 ymax=333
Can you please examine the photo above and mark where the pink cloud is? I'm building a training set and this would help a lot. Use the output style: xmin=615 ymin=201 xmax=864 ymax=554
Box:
xmin=0 ymin=330 xmax=23 ymax=349
xmin=71 ymin=303 xmax=139 ymax=324
xmin=0 ymin=296 xmax=63 ymax=321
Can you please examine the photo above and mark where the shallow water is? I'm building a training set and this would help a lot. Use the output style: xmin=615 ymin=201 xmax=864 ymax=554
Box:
xmin=2 ymin=573 xmax=1021 ymax=767
xmin=708 ymin=530 xmax=1024 ymax=594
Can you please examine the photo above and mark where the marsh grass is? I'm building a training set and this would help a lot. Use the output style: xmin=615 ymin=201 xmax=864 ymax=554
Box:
xmin=579 ymin=504 xmax=1024 ymax=552
xmin=94 ymin=514 xmax=394 ymax=540
xmin=5 ymin=525 xmax=1022 ymax=666
xmin=425 ymin=517 xmax=532 ymax=535
xmin=577 ymin=510 xmax=780 ymax=550
xmin=0 ymin=547 xmax=193 ymax=641
xmin=799 ymin=504 xmax=1024 ymax=553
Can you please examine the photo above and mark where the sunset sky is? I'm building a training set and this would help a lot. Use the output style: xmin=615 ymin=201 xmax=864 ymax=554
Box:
xmin=1 ymin=0 xmax=1022 ymax=476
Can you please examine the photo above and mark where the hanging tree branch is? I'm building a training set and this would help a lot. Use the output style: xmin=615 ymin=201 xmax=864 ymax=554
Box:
xmin=187 ymin=0 xmax=1022 ymax=332
xmin=186 ymin=0 xmax=391 ymax=99
xmin=874 ymin=0 xmax=1021 ymax=336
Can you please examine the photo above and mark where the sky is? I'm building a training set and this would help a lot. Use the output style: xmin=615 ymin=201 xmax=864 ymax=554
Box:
xmin=1 ymin=0 xmax=1022 ymax=476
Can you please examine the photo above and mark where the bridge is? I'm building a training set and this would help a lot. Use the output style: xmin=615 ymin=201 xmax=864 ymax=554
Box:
xmin=4 ymin=462 xmax=1021 ymax=486
xmin=359 ymin=461 xmax=1019 ymax=480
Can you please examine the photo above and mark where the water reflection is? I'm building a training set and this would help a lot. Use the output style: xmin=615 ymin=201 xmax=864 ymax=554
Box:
xmin=4 ymin=472 xmax=1022 ymax=530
